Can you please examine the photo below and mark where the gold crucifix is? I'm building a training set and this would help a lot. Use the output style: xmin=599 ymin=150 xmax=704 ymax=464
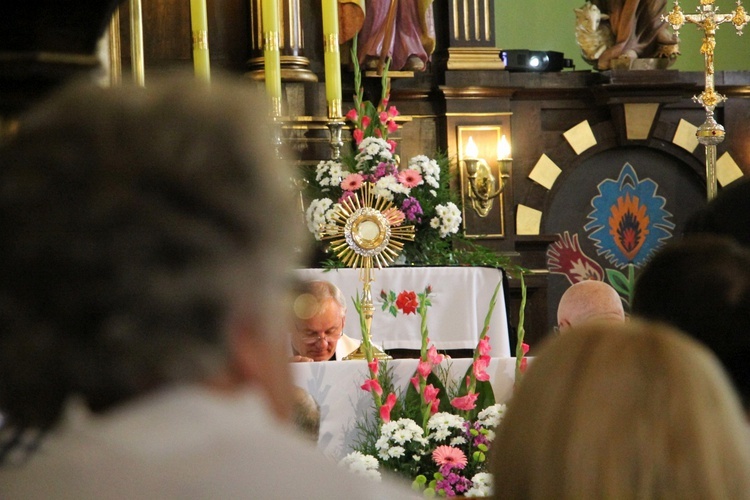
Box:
xmin=663 ymin=0 xmax=749 ymax=200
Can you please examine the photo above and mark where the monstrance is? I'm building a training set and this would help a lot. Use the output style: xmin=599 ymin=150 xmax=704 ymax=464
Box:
xmin=319 ymin=182 xmax=415 ymax=360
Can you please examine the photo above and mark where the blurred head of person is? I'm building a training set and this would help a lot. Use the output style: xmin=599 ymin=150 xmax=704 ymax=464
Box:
xmin=491 ymin=319 xmax=750 ymax=499
xmin=556 ymin=279 xmax=625 ymax=332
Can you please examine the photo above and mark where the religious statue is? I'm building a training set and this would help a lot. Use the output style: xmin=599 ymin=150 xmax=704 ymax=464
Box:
xmin=339 ymin=0 xmax=436 ymax=71
xmin=575 ymin=0 xmax=680 ymax=70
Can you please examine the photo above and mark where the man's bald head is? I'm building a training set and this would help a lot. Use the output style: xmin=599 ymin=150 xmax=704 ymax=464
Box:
xmin=557 ymin=280 xmax=625 ymax=331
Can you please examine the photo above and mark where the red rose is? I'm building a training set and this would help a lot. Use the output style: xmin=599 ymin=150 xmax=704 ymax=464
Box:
xmin=395 ymin=290 xmax=418 ymax=315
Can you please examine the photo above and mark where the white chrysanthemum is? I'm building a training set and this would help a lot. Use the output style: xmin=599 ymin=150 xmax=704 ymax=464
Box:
xmin=485 ymin=429 xmax=496 ymax=442
xmin=392 ymin=428 xmax=413 ymax=445
xmin=429 ymin=189 xmax=437 ymax=197
xmin=450 ymin=436 xmax=468 ymax=446
xmin=314 ymin=160 xmax=348 ymax=188
xmin=430 ymin=217 xmax=440 ymax=229
xmin=355 ymin=137 xmax=393 ymax=170
xmin=373 ymin=176 xmax=396 ymax=201
xmin=339 ymin=452 xmax=382 ymax=482
xmin=431 ymin=202 xmax=462 ymax=238
xmin=477 ymin=403 xmax=507 ymax=428
xmin=381 ymin=421 xmax=399 ymax=436
xmin=387 ymin=446 xmax=405 ymax=459
xmin=427 ymin=412 xmax=466 ymax=440
xmin=465 ymin=472 xmax=494 ymax=497
xmin=305 ymin=198 xmax=334 ymax=239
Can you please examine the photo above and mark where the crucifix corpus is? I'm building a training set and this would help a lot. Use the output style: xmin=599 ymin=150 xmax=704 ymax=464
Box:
xmin=663 ymin=0 xmax=749 ymax=200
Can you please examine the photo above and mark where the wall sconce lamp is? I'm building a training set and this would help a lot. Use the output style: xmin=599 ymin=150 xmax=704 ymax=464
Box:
xmin=463 ymin=135 xmax=511 ymax=217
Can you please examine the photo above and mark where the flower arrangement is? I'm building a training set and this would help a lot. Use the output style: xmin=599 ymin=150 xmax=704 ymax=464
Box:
xmin=339 ymin=284 xmax=507 ymax=497
xmin=301 ymin=39 xmax=509 ymax=268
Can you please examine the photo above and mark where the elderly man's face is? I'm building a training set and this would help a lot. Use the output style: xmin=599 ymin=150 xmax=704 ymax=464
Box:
xmin=292 ymin=298 xmax=344 ymax=361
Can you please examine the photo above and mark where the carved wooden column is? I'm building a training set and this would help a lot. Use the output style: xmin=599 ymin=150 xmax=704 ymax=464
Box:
xmin=246 ymin=0 xmax=317 ymax=82
xmin=445 ymin=0 xmax=502 ymax=70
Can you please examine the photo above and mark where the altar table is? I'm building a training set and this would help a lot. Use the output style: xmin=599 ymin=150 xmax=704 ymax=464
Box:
xmin=295 ymin=266 xmax=510 ymax=358
xmin=290 ymin=357 xmax=518 ymax=460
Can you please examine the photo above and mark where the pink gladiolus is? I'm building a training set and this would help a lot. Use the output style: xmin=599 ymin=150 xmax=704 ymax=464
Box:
xmin=381 ymin=98 xmax=389 ymax=108
xmin=379 ymin=111 xmax=388 ymax=124
xmin=340 ymin=173 xmax=364 ymax=191
xmin=520 ymin=357 xmax=529 ymax=374
xmin=380 ymin=393 xmax=397 ymax=422
xmin=423 ymin=384 xmax=440 ymax=404
xmin=431 ymin=398 xmax=439 ymax=414
xmin=386 ymin=139 xmax=397 ymax=153
xmin=374 ymin=129 xmax=382 ymax=138
xmin=478 ymin=336 xmax=491 ymax=356
xmin=361 ymin=116 xmax=371 ymax=128
xmin=522 ymin=342 xmax=530 ymax=354
xmin=451 ymin=392 xmax=479 ymax=411
xmin=410 ymin=375 xmax=420 ymax=391
xmin=417 ymin=360 xmax=432 ymax=379
xmin=345 ymin=108 xmax=358 ymax=121
xmin=387 ymin=120 xmax=398 ymax=134
xmin=427 ymin=345 xmax=444 ymax=365
xmin=473 ymin=355 xmax=491 ymax=382
xmin=353 ymin=129 xmax=364 ymax=144
xmin=361 ymin=378 xmax=383 ymax=396
xmin=387 ymin=105 xmax=399 ymax=118
xmin=368 ymin=360 xmax=379 ymax=375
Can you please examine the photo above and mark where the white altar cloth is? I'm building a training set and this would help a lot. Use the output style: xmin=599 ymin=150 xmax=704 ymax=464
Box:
xmin=290 ymin=357 xmax=518 ymax=460
xmin=295 ymin=266 xmax=510 ymax=357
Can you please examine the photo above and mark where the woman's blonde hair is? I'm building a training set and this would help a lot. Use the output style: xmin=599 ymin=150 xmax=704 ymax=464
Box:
xmin=491 ymin=319 xmax=750 ymax=499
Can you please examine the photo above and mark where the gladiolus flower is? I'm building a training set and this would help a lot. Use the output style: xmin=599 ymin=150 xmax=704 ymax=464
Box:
xmin=374 ymin=129 xmax=382 ymax=138
xmin=387 ymin=105 xmax=399 ymax=118
xmin=520 ymin=357 xmax=529 ymax=374
xmin=473 ymin=355 xmax=490 ymax=382
xmin=451 ymin=393 xmax=479 ymax=411
xmin=522 ymin=342 xmax=530 ymax=355
xmin=353 ymin=129 xmax=364 ymax=144
xmin=478 ymin=336 xmax=491 ymax=356
xmin=361 ymin=378 xmax=383 ymax=396
xmin=431 ymin=399 xmax=440 ymax=414
xmin=432 ymin=446 xmax=467 ymax=469
xmin=417 ymin=360 xmax=432 ymax=379
xmin=380 ymin=393 xmax=397 ymax=422
xmin=423 ymin=384 xmax=440 ymax=404
xmin=379 ymin=111 xmax=388 ymax=124
xmin=427 ymin=345 xmax=444 ymax=365
xmin=368 ymin=360 xmax=379 ymax=375
xmin=345 ymin=108 xmax=358 ymax=121
xmin=387 ymin=120 xmax=398 ymax=134
xmin=410 ymin=375 xmax=420 ymax=391
xmin=361 ymin=116 xmax=371 ymax=128
xmin=340 ymin=173 xmax=364 ymax=191
xmin=386 ymin=139 xmax=397 ymax=153
xmin=396 ymin=290 xmax=418 ymax=314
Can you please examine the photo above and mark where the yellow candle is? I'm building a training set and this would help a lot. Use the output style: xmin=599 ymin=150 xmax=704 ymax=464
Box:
xmin=322 ymin=0 xmax=342 ymax=118
xmin=190 ymin=0 xmax=211 ymax=82
xmin=262 ymin=0 xmax=282 ymax=116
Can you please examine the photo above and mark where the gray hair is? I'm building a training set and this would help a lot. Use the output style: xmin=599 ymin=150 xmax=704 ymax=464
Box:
xmin=0 ymin=74 xmax=308 ymax=429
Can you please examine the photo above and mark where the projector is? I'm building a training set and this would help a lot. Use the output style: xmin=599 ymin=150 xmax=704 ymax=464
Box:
xmin=500 ymin=50 xmax=574 ymax=72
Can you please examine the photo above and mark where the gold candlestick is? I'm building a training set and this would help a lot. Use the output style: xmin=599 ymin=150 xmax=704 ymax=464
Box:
xmin=663 ymin=0 xmax=749 ymax=200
